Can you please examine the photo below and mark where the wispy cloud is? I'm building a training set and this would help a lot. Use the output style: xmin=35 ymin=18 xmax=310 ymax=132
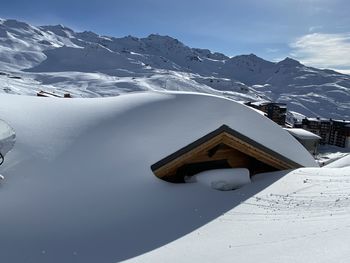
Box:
xmin=308 ymin=25 xmax=323 ymax=32
xmin=290 ymin=33 xmax=350 ymax=70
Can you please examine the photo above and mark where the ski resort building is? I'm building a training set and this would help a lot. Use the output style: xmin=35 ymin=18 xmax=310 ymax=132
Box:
xmin=329 ymin=120 xmax=350 ymax=148
xmin=151 ymin=125 xmax=304 ymax=183
xmin=301 ymin=117 xmax=331 ymax=144
xmin=301 ymin=118 xmax=350 ymax=148
xmin=245 ymin=101 xmax=287 ymax=126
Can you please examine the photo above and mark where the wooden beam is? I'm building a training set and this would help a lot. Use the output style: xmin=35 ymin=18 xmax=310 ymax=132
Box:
xmin=222 ymin=132 xmax=296 ymax=170
xmin=152 ymin=125 xmax=302 ymax=180
xmin=153 ymin=134 xmax=225 ymax=178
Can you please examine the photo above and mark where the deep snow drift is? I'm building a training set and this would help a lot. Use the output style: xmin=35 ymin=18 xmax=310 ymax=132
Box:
xmin=325 ymin=154 xmax=350 ymax=168
xmin=0 ymin=92 xmax=319 ymax=263
xmin=192 ymin=168 xmax=251 ymax=191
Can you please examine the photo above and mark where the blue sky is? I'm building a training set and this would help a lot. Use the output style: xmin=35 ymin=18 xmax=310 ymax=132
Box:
xmin=1 ymin=0 xmax=350 ymax=72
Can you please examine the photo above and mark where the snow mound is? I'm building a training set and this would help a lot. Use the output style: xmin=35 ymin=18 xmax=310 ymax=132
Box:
xmin=0 ymin=91 xmax=317 ymax=263
xmin=284 ymin=128 xmax=321 ymax=140
xmin=324 ymin=154 xmax=350 ymax=168
xmin=192 ymin=168 xmax=251 ymax=191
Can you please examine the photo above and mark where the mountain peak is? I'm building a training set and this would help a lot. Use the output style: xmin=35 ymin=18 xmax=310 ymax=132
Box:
xmin=40 ymin=24 xmax=75 ymax=38
xmin=42 ymin=24 xmax=73 ymax=30
xmin=147 ymin=33 xmax=173 ymax=39
xmin=1 ymin=19 xmax=32 ymax=30
xmin=142 ymin=34 xmax=186 ymax=52
xmin=0 ymin=17 xmax=349 ymax=120
xmin=247 ymin=53 xmax=258 ymax=58
xmin=236 ymin=53 xmax=259 ymax=60
xmin=277 ymin=57 xmax=301 ymax=67
xmin=145 ymin=34 xmax=183 ymax=44
xmin=229 ymin=54 xmax=275 ymax=68
xmin=76 ymin=30 xmax=99 ymax=38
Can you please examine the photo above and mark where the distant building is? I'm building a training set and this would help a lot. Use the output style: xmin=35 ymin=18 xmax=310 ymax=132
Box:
xmin=329 ymin=120 xmax=350 ymax=148
xmin=301 ymin=118 xmax=350 ymax=148
xmin=301 ymin=117 xmax=331 ymax=144
xmin=284 ymin=128 xmax=321 ymax=156
xmin=37 ymin=90 xmax=72 ymax=98
xmin=245 ymin=101 xmax=287 ymax=126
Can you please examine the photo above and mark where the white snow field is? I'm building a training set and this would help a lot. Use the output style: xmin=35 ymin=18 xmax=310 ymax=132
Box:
xmin=128 ymin=167 xmax=350 ymax=263
xmin=325 ymin=154 xmax=350 ymax=168
xmin=0 ymin=91 xmax=326 ymax=263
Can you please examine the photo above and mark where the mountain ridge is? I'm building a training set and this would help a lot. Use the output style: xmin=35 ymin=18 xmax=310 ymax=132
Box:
xmin=0 ymin=18 xmax=349 ymax=119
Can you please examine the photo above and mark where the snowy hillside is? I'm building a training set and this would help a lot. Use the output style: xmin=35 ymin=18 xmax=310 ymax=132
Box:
xmin=0 ymin=91 xmax=349 ymax=263
xmin=0 ymin=18 xmax=349 ymax=119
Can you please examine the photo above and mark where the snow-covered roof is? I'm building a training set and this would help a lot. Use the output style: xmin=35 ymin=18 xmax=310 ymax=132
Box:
xmin=0 ymin=92 xmax=316 ymax=168
xmin=152 ymin=124 xmax=306 ymax=181
xmin=284 ymin=128 xmax=321 ymax=140
xmin=306 ymin=117 xmax=330 ymax=122
xmin=250 ymin=100 xmax=286 ymax=107
xmin=0 ymin=92 xmax=318 ymax=262
xmin=332 ymin=119 xmax=350 ymax=124
xmin=250 ymin=100 xmax=270 ymax=106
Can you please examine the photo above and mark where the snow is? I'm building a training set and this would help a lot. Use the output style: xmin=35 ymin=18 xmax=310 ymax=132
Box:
xmin=127 ymin=167 xmax=350 ymax=263
xmin=192 ymin=168 xmax=251 ymax=191
xmin=324 ymin=154 xmax=350 ymax=168
xmin=0 ymin=119 xmax=16 ymax=156
xmin=250 ymin=100 xmax=273 ymax=106
xmin=0 ymin=18 xmax=349 ymax=119
xmin=286 ymin=110 xmax=306 ymax=125
xmin=0 ymin=17 xmax=349 ymax=263
xmin=284 ymin=128 xmax=321 ymax=140
xmin=0 ymin=91 xmax=319 ymax=263
xmin=316 ymin=145 xmax=350 ymax=166
xmin=26 ymin=44 xmax=140 ymax=73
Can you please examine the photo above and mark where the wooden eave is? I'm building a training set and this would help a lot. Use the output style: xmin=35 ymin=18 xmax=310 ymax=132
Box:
xmin=151 ymin=125 xmax=302 ymax=179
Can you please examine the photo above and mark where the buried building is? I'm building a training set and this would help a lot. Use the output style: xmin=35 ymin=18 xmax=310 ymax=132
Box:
xmin=0 ymin=91 xmax=321 ymax=263
xmin=150 ymin=94 xmax=318 ymax=183
xmin=151 ymin=125 xmax=305 ymax=183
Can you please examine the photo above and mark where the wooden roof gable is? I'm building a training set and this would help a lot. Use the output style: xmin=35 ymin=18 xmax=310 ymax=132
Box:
xmin=151 ymin=125 xmax=302 ymax=180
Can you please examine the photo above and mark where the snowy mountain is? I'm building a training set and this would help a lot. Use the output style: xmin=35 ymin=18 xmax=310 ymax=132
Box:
xmin=0 ymin=18 xmax=349 ymax=119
